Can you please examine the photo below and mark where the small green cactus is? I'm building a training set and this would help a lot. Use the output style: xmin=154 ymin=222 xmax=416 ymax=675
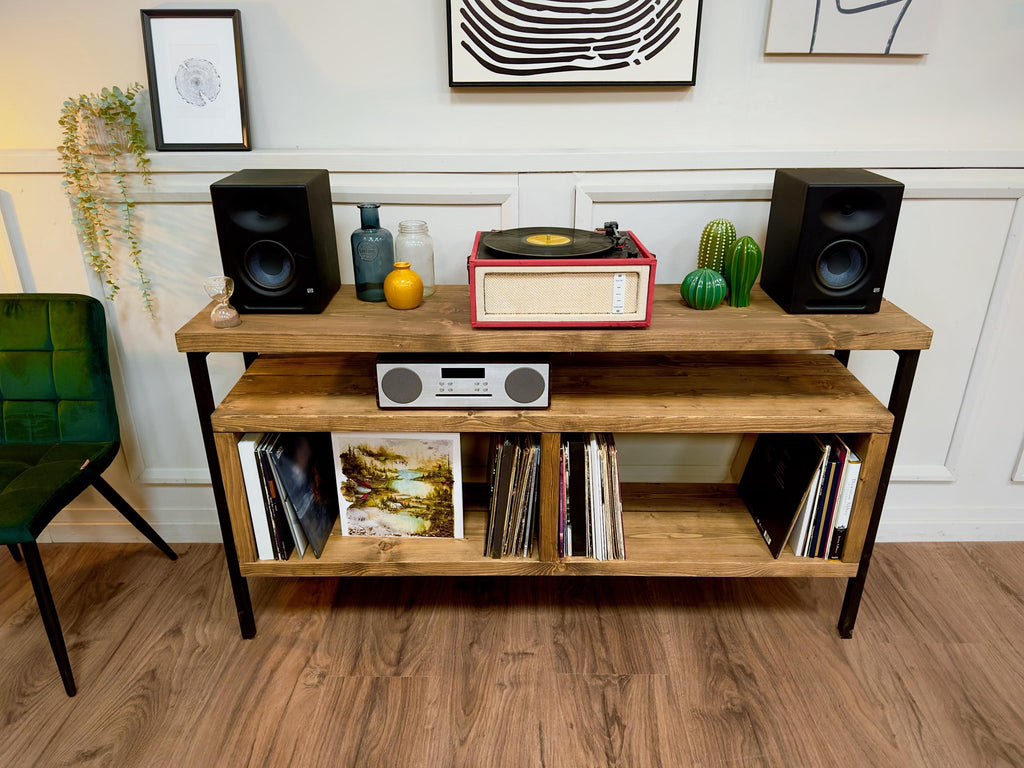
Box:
xmin=681 ymin=267 xmax=727 ymax=310
xmin=697 ymin=218 xmax=737 ymax=274
xmin=723 ymin=235 xmax=763 ymax=308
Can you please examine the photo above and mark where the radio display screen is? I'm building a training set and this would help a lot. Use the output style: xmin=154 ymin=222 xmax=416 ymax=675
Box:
xmin=441 ymin=367 xmax=486 ymax=379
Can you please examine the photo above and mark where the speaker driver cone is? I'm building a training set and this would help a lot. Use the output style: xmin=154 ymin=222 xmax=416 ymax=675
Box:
xmin=815 ymin=239 xmax=868 ymax=293
xmin=243 ymin=239 xmax=296 ymax=293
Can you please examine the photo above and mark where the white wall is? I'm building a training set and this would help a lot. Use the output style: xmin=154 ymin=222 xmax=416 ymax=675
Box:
xmin=0 ymin=0 xmax=1022 ymax=543
xmin=3 ymin=1 xmax=1023 ymax=153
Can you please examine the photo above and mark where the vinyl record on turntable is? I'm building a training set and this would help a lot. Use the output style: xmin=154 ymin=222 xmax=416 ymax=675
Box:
xmin=481 ymin=227 xmax=614 ymax=258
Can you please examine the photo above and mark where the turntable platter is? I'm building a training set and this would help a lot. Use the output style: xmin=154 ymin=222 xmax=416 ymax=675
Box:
xmin=481 ymin=227 xmax=614 ymax=258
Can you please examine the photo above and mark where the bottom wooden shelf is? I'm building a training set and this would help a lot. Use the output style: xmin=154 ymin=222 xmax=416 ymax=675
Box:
xmin=238 ymin=483 xmax=858 ymax=578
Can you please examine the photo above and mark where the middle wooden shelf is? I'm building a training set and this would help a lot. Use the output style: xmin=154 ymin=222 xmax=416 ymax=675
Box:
xmin=211 ymin=352 xmax=894 ymax=435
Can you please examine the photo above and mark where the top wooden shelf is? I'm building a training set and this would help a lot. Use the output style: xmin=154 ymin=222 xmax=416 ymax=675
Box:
xmin=175 ymin=284 xmax=932 ymax=355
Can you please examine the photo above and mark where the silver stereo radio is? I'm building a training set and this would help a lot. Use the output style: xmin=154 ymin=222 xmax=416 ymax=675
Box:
xmin=376 ymin=357 xmax=549 ymax=409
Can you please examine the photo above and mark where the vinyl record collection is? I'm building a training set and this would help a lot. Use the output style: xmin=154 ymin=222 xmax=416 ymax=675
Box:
xmin=738 ymin=433 xmax=862 ymax=560
xmin=559 ymin=433 xmax=626 ymax=561
xmin=237 ymin=432 xmax=340 ymax=560
xmin=484 ymin=434 xmax=541 ymax=558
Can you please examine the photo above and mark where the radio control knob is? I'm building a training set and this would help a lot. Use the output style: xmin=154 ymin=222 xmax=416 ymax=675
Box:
xmin=505 ymin=367 xmax=546 ymax=404
xmin=380 ymin=367 xmax=422 ymax=404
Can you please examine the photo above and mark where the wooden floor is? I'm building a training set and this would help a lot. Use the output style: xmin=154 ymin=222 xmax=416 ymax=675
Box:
xmin=2 ymin=542 xmax=1022 ymax=768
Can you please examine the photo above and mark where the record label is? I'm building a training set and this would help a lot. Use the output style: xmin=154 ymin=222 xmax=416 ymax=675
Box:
xmin=525 ymin=233 xmax=572 ymax=247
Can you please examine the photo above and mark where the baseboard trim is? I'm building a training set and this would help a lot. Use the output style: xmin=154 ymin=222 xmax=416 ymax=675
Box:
xmin=41 ymin=521 xmax=225 ymax=545
xmin=877 ymin=508 xmax=1024 ymax=542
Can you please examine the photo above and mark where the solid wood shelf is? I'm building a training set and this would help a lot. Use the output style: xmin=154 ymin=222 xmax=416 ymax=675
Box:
xmin=187 ymin=285 xmax=929 ymax=635
xmin=238 ymin=483 xmax=858 ymax=578
xmin=176 ymin=284 xmax=933 ymax=355
xmin=211 ymin=352 xmax=894 ymax=435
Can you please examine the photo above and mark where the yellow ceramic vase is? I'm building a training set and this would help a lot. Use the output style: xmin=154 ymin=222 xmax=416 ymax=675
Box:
xmin=383 ymin=261 xmax=424 ymax=309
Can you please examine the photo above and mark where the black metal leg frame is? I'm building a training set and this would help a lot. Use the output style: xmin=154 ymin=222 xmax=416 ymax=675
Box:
xmin=837 ymin=349 xmax=921 ymax=637
xmin=193 ymin=347 xmax=918 ymax=640
xmin=187 ymin=352 xmax=257 ymax=639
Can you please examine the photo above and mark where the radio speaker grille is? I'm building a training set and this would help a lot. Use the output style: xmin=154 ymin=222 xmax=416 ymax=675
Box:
xmin=482 ymin=272 xmax=640 ymax=315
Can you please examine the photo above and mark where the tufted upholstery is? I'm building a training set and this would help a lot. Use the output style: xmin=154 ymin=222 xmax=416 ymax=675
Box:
xmin=0 ymin=294 xmax=120 ymax=543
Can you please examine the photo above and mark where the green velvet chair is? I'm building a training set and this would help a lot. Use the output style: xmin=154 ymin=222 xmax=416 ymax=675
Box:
xmin=0 ymin=293 xmax=176 ymax=696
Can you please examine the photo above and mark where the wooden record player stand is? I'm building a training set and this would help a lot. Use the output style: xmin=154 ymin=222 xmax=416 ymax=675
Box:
xmin=174 ymin=285 xmax=932 ymax=640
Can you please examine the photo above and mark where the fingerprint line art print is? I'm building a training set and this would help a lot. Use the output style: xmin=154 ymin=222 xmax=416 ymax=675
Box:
xmin=448 ymin=0 xmax=703 ymax=85
xmin=459 ymin=0 xmax=684 ymax=76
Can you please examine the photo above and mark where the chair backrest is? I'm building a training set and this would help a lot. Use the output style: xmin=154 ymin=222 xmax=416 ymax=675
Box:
xmin=0 ymin=294 xmax=119 ymax=445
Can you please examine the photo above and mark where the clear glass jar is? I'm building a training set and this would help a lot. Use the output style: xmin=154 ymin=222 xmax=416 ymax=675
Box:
xmin=394 ymin=220 xmax=435 ymax=297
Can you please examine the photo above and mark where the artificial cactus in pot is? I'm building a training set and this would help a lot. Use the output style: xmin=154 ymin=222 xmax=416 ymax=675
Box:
xmin=697 ymin=218 xmax=737 ymax=275
xmin=723 ymin=235 xmax=763 ymax=308
xmin=681 ymin=267 xmax=727 ymax=310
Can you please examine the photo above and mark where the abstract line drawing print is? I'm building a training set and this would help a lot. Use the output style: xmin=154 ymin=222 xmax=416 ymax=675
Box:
xmin=812 ymin=0 xmax=912 ymax=54
xmin=174 ymin=58 xmax=222 ymax=107
xmin=765 ymin=0 xmax=939 ymax=55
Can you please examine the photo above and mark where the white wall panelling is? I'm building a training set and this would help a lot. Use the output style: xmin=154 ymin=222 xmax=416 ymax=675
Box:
xmin=0 ymin=188 xmax=25 ymax=293
xmin=573 ymin=169 xmax=1024 ymax=540
xmin=108 ymin=172 xmax=518 ymax=487
xmin=2 ymin=0 xmax=1022 ymax=542
xmin=1 ymin=156 xmax=1022 ymax=541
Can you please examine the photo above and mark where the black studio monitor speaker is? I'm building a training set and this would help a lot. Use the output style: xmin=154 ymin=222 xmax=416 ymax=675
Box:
xmin=210 ymin=169 xmax=340 ymax=313
xmin=760 ymin=168 xmax=904 ymax=314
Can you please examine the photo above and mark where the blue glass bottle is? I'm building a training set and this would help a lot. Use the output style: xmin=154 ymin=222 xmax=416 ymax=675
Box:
xmin=351 ymin=203 xmax=394 ymax=301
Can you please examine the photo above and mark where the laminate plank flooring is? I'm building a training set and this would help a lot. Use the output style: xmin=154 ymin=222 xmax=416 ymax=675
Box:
xmin=2 ymin=542 xmax=1022 ymax=768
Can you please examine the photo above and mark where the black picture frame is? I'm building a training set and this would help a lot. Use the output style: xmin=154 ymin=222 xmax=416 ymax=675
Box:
xmin=446 ymin=0 xmax=703 ymax=87
xmin=140 ymin=9 xmax=251 ymax=151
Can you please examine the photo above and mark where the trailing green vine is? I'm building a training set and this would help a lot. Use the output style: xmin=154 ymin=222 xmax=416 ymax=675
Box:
xmin=58 ymin=84 xmax=154 ymax=314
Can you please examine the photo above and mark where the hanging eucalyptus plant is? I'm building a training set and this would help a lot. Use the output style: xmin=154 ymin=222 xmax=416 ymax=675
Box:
xmin=58 ymin=83 xmax=154 ymax=314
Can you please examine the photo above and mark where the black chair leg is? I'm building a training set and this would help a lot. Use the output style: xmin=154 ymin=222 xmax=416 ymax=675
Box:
xmin=21 ymin=542 xmax=76 ymax=696
xmin=91 ymin=476 xmax=178 ymax=561
xmin=7 ymin=543 xmax=21 ymax=562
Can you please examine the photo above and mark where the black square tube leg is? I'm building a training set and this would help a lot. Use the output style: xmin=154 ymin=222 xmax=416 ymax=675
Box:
xmin=91 ymin=476 xmax=177 ymax=561
xmin=7 ymin=543 xmax=21 ymax=562
xmin=187 ymin=351 xmax=257 ymax=639
xmin=838 ymin=349 xmax=921 ymax=638
xmin=21 ymin=542 xmax=76 ymax=696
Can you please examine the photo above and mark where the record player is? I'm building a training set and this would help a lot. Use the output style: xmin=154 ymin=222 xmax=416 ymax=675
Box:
xmin=468 ymin=222 xmax=656 ymax=328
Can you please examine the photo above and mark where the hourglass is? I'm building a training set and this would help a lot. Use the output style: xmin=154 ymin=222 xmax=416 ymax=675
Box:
xmin=203 ymin=276 xmax=241 ymax=328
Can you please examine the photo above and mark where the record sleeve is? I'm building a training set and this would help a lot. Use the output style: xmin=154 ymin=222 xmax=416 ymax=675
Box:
xmin=269 ymin=432 xmax=339 ymax=559
xmin=738 ymin=434 xmax=828 ymax=559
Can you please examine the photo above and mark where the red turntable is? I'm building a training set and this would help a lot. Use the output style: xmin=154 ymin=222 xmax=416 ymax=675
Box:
xmin=468 ymin=222 xmax=656 ymax=328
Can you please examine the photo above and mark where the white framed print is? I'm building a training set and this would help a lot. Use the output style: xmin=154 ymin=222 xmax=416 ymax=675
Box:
xmin=447 ymin=0 xmax=703 ymax=86
xmin=140 ymin=9 xmax=251 ymax=150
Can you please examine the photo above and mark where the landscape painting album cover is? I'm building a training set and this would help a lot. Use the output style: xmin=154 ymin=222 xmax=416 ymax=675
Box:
xmin=331 ymin=432 xmax=464 ymax=538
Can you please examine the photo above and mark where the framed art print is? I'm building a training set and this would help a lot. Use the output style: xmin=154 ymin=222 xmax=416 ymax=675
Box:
xmin=140 ymin=9 xmax=251 ymax=150
xmin=765 ymin=0 xmax=941 ymax=55
xmin=447 ymin=0 xmax=703 ymax=86
xmin=331 ymin=432 xmax=464 ymax=538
